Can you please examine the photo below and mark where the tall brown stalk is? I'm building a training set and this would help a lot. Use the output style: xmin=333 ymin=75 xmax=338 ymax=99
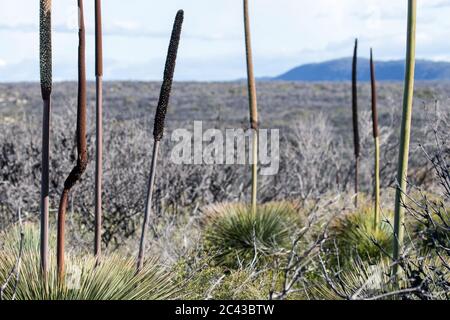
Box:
xmin=243 ymin=0 xmax=259 ymax=215
xmin=351 ymin=38 xmax=360 ymax=207
xmin=39 ymin=0 xmax=52 ymax=279
xmin=136 ymin=10 xmax=184 ymax=272
xmin=56 ymin=0 xmax=88 ymax=281
xmin=370 ymin=49 xmax=380 ymax=230
xmin=94 ymin=0 xmax=103 ymax=261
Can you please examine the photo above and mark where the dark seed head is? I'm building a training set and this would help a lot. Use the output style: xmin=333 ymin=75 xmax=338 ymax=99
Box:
xmin=40 ymin=0 xmax=52 ymax=100
xmin=370 ymin=48 xmax=379 ymax=138
xmin=95 ymin=0 xmax=103 ymax=76
xmin=352 ymin=38 xmax=360 ymax=158
xmin=153 ymin=10 xmax=184 ymax=141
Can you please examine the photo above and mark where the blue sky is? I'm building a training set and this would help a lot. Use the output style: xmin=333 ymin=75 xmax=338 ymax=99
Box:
xmin=1 ymin=0 xmax=450 ymax=81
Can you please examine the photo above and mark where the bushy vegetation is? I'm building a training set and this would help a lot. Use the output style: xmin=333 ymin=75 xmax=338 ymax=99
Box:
xmin=311 ymin=255 xmax=449 ymax=300
xmin=175 ymin=262 xmax=273 ymax=300
xmin=0 ymin=83 xmax=446 ymax=243
xmin=1 ymin=87 xmax=448 ymax=300
xmin=409 ymin=196 xmax=450 ymax=253
xmin=0 ymin=224 xmax=179 ymax=300
xmin=203 ymin=202 xmax=303 ymax=268
xmin=326 ymin=205 xmax=394 ymax=266
xmin=311 ymin=258 xmax=397 ymax=300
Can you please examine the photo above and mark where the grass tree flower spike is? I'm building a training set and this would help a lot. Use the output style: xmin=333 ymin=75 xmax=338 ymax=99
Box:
xmin=370 ymin=49 xmax=381 ymax=230
xmin=392 ymin=0 xmax=417 ymax=279
xmin=56 ymin=0 xmax=88 ymax=281
xmin=352 ymin=39 xmax=360 ymax=208
xmin=243 ymin=0 xmax=259 ymax=215
xmin=94 ymin=0 xmax=103 ymax=261
xmin=39 ymin=0 xmax=52 ymax=279
xmin=137 ymin=10 xmax=184 ymax=272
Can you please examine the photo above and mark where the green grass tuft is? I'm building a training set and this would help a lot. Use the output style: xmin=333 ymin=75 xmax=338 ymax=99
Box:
xmin=203 ymin=202 xmax=303 ymax=268
xmin=311 ymin=258 xmax=397 ymax=300
xmin=0 ymin=223 xmax=179 ymax=300
xmin=176 ymin=264 xmax=271 ymax=300
xmin=326 ymin=206 xmax=394 ymax=266
xmin=311 ymin=254 xmax=449 ymax=300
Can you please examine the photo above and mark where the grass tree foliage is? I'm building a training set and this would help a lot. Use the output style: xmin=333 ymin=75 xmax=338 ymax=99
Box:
xmin=0 ymin=225 xmax=179 ymax=300
xmin=327 ymin=206 xmax=394 ymax=266
xmin=203 ymin=202 xmax=303 ymax=268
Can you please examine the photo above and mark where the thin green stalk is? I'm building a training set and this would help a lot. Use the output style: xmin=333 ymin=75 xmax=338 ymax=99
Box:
xmin=392 ymin=0 xmax=417 ymax=279
xmin=374 ymin=137 xmax=380 ymax=228
xmin=39 ymin=0 xmax=52 ymax=280
xmin=370 ymin=49 xmax=380 ymax=230
xmin=243 ymin=0 xmax=259 ymax=215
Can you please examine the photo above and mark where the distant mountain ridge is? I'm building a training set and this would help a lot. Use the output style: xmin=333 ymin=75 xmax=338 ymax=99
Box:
xmin=275 ymin=58 xmax=450 ymax=82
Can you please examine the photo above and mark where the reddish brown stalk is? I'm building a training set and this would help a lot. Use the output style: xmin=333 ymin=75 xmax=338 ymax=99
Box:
xmin=352 ymin=38 xmax=360 ymax=207
xmin=94 ymin=0 xmax=103 ymax=261
xmin=57 ymin=0 xmax=87 ymax=281
xmin=243 ymin=0 xmax=258 ymax=131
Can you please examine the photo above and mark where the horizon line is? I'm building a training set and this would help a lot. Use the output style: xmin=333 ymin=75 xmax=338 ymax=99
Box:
xmin=1 ymin=56 xmax=450 ymax=83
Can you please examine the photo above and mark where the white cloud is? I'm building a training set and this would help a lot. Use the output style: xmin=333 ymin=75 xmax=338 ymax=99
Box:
xmin=0 ymin=0 xmax=449 ymax=81
xmin=0 ymin=59 xmax=6 ymax=67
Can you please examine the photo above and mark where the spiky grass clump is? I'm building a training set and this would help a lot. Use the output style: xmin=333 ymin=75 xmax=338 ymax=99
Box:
xmin=311 ymin=255 xmax=449 ymax=300
xmin=203 ymin=202 xmax=303 ymax=268
xmin=311 ymin=258 xmax=399 ymax=300
xmin=0 ymin=224 xmax=179 ymax=300
xmin=327 ymin=206 xmax=394 ymax=266
xmin=175 ymin=264 xmax=272 ymax=300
